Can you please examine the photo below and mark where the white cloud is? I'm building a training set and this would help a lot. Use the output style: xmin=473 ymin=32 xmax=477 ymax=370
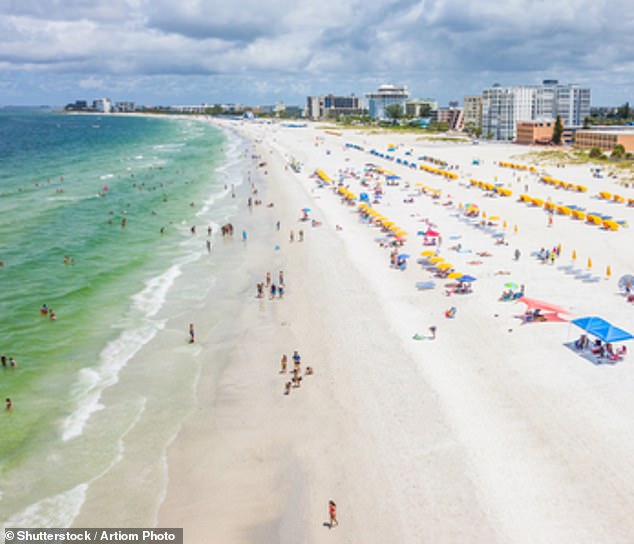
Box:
xmin=0 ymin=0 xmax=632 ymax=105
xmin=79 ymin=76 xmax=103 ymax=89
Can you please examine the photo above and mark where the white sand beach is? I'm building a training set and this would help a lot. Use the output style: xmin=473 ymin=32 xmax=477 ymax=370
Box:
xmin=158 ymin=120 xmax=634 ymax=543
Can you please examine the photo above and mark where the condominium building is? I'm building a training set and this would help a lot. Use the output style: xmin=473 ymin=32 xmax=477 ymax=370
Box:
xmin=366 ymin=84 xmax=409 ymax=120
xmin=481 ymin=81 xmax=591 ymax=141
xmin=463 ymin=95 xmax=482 ymax=129
xmin=534 ymin=80 xmax=591 ymax=127
xmin=92 ymin=98 xmax=113 ymax=113
xmin=115 ymin=101 xmax=135 ymax=112
xmin=482 ymin=85 xmax=533 ymax=140
xmin=306 ymin=94 xmax=364 ymax=120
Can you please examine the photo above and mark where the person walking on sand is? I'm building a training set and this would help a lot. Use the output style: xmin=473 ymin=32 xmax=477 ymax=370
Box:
xmin=429 ymin=326 xmax=437 ymax=340
xmin=188 ymin=323 xmax=195 ymax=344
xmin=328 ymin=500 xmax=338 ymax=528
xmin=281 ymin=354 xmax=287 ymax=373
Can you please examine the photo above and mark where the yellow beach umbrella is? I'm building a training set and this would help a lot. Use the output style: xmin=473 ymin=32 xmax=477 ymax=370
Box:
xmin=394 ymin=230 xmax=408 ymax=238
xmin=429 ymin=256 xmax=445 ymax=263
xmin=437 ymin=263 xmax=453 ymax=269
xmin=389 ymin=224 xmax=401 ymax=232
xmin=447 ymin=272 xmax=463 ymax=279
xmin=420 ymin=250 xmax=436 ymax=257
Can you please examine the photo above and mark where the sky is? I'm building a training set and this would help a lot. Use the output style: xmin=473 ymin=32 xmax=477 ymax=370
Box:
xmin=0 ymin=0 xmax=633 ymax=108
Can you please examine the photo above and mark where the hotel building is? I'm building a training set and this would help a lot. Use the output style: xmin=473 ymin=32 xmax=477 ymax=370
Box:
xmin=574 ymin=128 xmax=634 ymax=153
xmin=366 ymin=84 xmax=409 ymax=120
xmin=306 ymin=94 xmax=364 ymax=120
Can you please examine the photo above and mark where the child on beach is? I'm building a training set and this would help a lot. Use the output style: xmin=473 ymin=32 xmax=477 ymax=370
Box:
xmin=188 ymin=323 xmax=195 ymax=344
xmin=281 ymin=354 xmax=287 ymax=373
xmin=328 ymin=500 xmax=338 ymax=528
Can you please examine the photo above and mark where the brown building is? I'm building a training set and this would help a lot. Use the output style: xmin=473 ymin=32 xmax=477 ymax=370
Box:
xmin=574 ymin=128 xmax=634 ymax=153
xmin=437 ymin=107 xmax=464 ymax=131
xmin=516 ymin=120 xmax=555 ymax=145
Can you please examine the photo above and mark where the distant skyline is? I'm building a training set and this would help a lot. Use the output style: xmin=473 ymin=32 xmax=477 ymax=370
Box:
xmin=1 ymin=0 xmax=632 ymax=107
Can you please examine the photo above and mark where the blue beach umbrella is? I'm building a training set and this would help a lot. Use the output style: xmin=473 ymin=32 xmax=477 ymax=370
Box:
xmin=571 ymin=317 xmax=634 ymax=342
xmin=398 ymin=253 xmax=411 ymax=259
xmin=458 ymin=275 xmax=477 ymax=282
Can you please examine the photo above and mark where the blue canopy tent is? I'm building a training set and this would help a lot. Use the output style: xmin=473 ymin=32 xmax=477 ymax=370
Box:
xmin=571 ymin=316 xmax=634 ymax=342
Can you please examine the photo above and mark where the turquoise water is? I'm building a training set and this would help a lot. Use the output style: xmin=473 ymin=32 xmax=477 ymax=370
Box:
xmin=0 ymin=111 xmax=243 ymax=524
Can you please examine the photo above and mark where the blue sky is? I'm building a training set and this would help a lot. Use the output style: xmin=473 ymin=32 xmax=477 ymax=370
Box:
xmin=1 ymin=0 xmax=632 ymax=107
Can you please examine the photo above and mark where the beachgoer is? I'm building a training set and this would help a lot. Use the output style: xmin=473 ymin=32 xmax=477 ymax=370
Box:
xmin=290 ymin=231 xmax=294 ymax=242
xmin=429 ymin=326 xmax=437 ymax=339
xmin=9 ymin=357 xmax=16 ymax=367
xmin=188 ymin=323 xmax=195 ymax=344
xmin=298 ymin=230 xmax=304 ymax=241
xmin=49 ymin=310 xmax=57 ymax=320
xmin=40 ymin=304 xmax=49 ymax=315
xmin=328 ymin=500 xmax=338 ymax=528
xmin=284 ymin=382 xmax=291 ymax=395
xmin=270 ymin=284 xmax=277 ymax=299
xmin=5 ymin=398 xmax=12 ymax=410
xmin=257 ymin=282 xmax=264 ymax=298
xmin=281 ymin=354 xmax=287 ymax=373
xmin=514 ymin=248 xmax=520 ymax=261
xmin=1 ymin=355 xmax=6 ymax=367
xmin=276 ymin=221 xmax=280 ymax=231
xmin=279 ymin=271 xmax=285 ymax=285
xmin=292 ymin=350 xmax=301 ymax=370
xmin=207 ymin=225 xmax=212 ymax=236
xmin=278 ymin=286 xmax=284 ymax=299
xmin=266 ymin=272 xmax=271 ymax=287
xmin=305 ymin=366 xmax=314 ymax=375
xmin=206 ymin=240 xmax=212 ymax=253
xmin=242 ymin=230 xmax=247 ymax=241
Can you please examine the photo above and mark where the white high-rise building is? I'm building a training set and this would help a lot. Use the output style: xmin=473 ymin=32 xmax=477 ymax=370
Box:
xmin=482 ymin=86 xmax=533 ymax=140
xmin=481 ymin=81 xmax=591 ymax=140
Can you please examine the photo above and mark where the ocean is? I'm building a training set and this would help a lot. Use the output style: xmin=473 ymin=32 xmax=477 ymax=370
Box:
xmin=0 ymin=110 xmax=250 ymax=527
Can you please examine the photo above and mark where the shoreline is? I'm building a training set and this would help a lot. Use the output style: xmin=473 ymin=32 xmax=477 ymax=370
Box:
xmin=157 ymin=119 xmax=634 ymax=543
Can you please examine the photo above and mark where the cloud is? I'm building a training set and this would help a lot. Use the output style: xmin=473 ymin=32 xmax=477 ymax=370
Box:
xmin=79 ymin=76 xmax=104 ymax=89
xmin=0 ymin=0 xmax=632 ymax=105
